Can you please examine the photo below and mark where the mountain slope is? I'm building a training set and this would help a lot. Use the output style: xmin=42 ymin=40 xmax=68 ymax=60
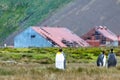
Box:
xmin=39 ymin=0 xmax=120 ymax=36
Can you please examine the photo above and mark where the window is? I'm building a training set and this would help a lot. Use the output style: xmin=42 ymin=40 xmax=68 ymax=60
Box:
xmin=87 ymin=37 xmax=91 ymax=40
xmin=95 ymin=31 xmax=101 ymax=40
xmin=31 ymin=35 xmax=36 ymax=38
xmin=95 ymin=35 xmax=100 ymax=40
xmin=102 ymin=36 xmax=106 ymax=40
xmin=101 ymin=36 xmax=106 ymax=44
xmin=95 ymin=31 xmax=100 ymax=35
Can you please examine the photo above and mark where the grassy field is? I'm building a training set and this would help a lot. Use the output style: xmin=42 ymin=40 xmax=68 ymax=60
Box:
xmin=0 ymin=63 xmax=120 ymax=80
xmin=0 ymin=47 xmax=120 ymax=80
xmin=0 ymin=47 xmax=120 ymax=63
xmin=0 ymin=47 xmax=106 ymax=63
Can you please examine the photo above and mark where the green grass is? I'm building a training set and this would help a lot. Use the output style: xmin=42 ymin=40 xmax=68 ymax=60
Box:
xmin=0 ymin=47 xmax=120 ymax=64
xmin=0 ymin=0 xmax=72 ymax=44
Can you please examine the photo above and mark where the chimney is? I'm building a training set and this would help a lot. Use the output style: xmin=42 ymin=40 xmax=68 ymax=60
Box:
xmin=98 ymin=26 xmax=104 ymax=30
xmin=103 ymin=26 xmax=107 ymax=30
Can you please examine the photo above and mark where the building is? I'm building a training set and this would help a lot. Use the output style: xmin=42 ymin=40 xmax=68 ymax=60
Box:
xmin=81 ymin=26 xmax=119 ymax=47
xmin=14 ymin=26 xmax=89 ymax=48
xmin=118 ymin=35 xmax=120 ymax=45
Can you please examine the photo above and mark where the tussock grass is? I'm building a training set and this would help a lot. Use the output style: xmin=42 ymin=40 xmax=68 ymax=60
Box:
xmin=0 ymin=47 xmax=120 ymax=79
xmin=0 ymin=63 xmax=120 ymax=80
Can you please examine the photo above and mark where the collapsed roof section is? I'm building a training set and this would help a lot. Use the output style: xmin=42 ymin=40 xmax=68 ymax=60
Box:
xmin=32 ymin=26 xmax=89 ymax=47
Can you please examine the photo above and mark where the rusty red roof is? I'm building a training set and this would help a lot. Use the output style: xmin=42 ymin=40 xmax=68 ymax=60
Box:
xmin=96 ymin=26 xmax=118 ymax=41
xmin=32 ymin=26 xmax=89 ymax=47
xmin=118 ymin=35 xmax=120 ymax=41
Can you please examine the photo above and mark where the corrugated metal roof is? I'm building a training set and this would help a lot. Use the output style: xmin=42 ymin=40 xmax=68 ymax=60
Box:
xmin=32 ymin=26 xmax=89 ymax=47
xmin=96 ymin=26 xmax=118 ymax=41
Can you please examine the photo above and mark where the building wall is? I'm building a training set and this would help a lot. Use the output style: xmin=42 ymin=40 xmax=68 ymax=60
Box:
xmin=106 ymin=41 xmax=118 ymax=47
xmin=86 ymin=40 xmax=100 ymax=47
xmin=82 ymin=30 xmax=118 ymax=47
xmin=14 ymin=27 xmax=52 ymax=48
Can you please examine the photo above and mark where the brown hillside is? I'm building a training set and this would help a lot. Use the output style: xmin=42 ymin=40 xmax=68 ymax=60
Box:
xmin=39 ymin=0 xmax=120 ymax=36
